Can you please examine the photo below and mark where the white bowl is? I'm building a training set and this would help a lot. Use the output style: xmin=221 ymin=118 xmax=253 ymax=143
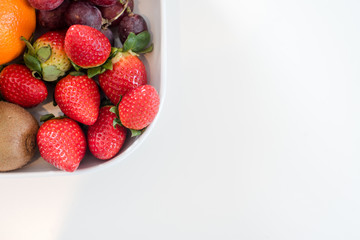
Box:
xmin=0 ymin=0 xmax=167 ymax=177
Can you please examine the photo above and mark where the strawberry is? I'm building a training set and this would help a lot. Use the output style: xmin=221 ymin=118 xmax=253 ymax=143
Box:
xmin=54 ymin=74 xmax=100 ymax=125
xmin=0 ymin=64 xmax=48 ymax=108
xmin=118 ymin=85 xmax=160 ymax=130
xmin=98 ymin=51 xmax=147 ymax=105
xmin=37 ymin=117 xmax=86 ymax=172
xmin=22 ymin=31 xmax=71 ymax=81
xmin=64 ymin=25 xmax=111 ymax=68
xmin=88 ymin=105 xmax=127 ymax=160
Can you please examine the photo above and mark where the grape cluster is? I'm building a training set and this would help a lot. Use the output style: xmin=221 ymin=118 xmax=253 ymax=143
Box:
xmin=32 ymin=0 xmax=146 ymax=46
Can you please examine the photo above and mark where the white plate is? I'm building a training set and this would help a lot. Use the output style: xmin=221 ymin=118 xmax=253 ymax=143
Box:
xmin=0 ymin=0 xmax=167 ymax=177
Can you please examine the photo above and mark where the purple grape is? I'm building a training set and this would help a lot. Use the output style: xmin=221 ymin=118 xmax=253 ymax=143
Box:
xmin=88 ymin=0 xmax=117 ymax=7
xmin=100 ymin=28 xmax=114 ymax=46
xmin=37 ymin=0 xmax=70 ymax=30
xmin=65 ymin=1 xmax=102 ymax=30
xmin=118 ymin=14 xmax=148 ymax=44
xmin=99 ymin=0 xmax=134 ymax=27
xmin=28 ymin=0 xmax=64 ymax=10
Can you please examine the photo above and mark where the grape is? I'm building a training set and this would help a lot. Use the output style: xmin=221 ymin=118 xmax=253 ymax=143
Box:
xmin=100 ymin=28 xmax=114 ymax=46
xmin=65 ymin=1 xmax=102 ymax=30
xmin=37 ymin=0 xmax=70 ymax=30
xmin=88 ymin=0 xmax=117 ymax=7
xmin=27 ymin=0 xmax=64 ymax=10
xmin=118 ymin=14 xmax=148 ymax=44
xmin=99 ymin=0 xmax=134 ymax=27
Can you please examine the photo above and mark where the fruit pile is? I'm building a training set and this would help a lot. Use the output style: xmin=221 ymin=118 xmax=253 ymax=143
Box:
xmin=0 ymin=0 xmax=160 ymax=172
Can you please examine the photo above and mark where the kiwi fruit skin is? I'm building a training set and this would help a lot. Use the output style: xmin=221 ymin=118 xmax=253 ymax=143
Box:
xmin=0 ymin=101 xmax=39 ymax=172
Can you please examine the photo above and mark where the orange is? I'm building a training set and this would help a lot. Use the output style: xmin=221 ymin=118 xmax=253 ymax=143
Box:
xmin=0 ymin=0 xmax=36 ymax=65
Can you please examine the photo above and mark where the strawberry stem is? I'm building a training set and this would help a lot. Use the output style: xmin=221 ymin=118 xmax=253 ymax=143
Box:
xmin=20 ymin=36 xmax=36 ymax=56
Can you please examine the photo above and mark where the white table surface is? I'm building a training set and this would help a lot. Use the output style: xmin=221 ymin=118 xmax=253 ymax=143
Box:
xmin=1 ymin=0 xmax=360 ymax=239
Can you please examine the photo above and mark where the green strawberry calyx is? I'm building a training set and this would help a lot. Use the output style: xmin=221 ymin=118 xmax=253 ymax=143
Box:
xmin=109 ymin=98 xmax=144 ymax=137
xmin=21 ymin=36 xmax=66 ymax=82
xmin=70 ymin=48 xmax=116 ymax=79
xmin=121 ymin=31 xmax=153 ymax=54
xmin=109 ymin=97 xmax=122 ymax=128
xmin=39 ymin=113 xmax=67 ymax=122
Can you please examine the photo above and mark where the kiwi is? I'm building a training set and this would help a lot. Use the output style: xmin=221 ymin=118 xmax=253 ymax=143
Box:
xmin=0 ymin=101 xmax=39 ymax=172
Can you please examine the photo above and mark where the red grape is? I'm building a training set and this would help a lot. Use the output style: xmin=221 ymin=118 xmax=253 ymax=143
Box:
xmin=88 ymin=0 xmax=118 ymax=7
xmin=65 ymin=1 xmax=102 ymax=30
xmin=27 ymin=0 xmax=64 ymax=11
xmin=100 ymin=28 xmax=114 ymax=46
xmin=37 ymin=0 xmax=70 ymax=30
xmin=118 ymin=14 xmax=148 ymax=44
xmin=99 ymin=0 xmax=134 ymax=27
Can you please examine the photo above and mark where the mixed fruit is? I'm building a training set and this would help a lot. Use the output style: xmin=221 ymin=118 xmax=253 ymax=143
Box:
xmin=0 ymin=0 xmax=160 ymax=172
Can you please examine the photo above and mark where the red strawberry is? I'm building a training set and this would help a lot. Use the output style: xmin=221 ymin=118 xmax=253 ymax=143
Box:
xmin=88 ymin=105 xmax=127 ymax=160
xmin=64 ymin=25 xmax=111 ymax=68
xmin=54 ymin=74 xmax=100 ymax=125
xmin=0 ymin=64 xmax=48 ymax=108
xmin=22 ymin=30 xmax=71 ymax=82
xmin=118 ymin=85 xmax=160 ymax=130
xmin=33 ymin=30 xmax=71 ymax=81
xmin=99 ymin=51 xmax=147 ymax=105
xmin=37 ymin=117 xmax=86 ymax=172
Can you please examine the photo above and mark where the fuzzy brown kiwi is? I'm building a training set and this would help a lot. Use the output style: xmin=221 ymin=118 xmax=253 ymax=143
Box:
xmin=0 ymin=101 xmax=39 ymax=171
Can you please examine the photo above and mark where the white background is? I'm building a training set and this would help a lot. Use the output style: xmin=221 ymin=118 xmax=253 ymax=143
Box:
xmin=1 ymin=0 xmax=360 ymax=239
